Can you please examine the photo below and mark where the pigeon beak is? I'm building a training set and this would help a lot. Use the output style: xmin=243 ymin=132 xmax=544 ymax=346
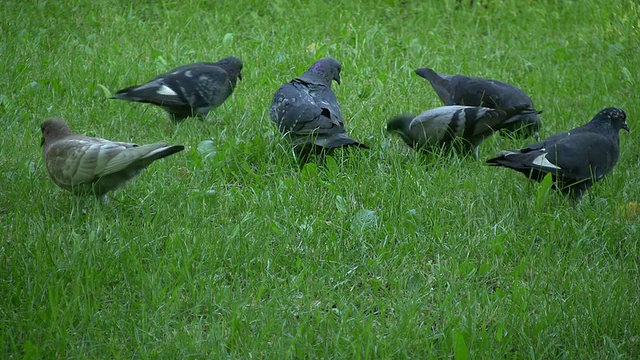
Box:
xmin=334 ymin=74 xmax=341 ymax=85
xmin=238 ymin=73 xmax=242 ymax=81
xmin=623 ymin=122 xmax=630 ymax=132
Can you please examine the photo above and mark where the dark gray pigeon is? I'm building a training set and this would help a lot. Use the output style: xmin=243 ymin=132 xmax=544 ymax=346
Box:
xmin=487 ymin=108 xmax=629 ymax=197
xmin=269 ymin=57 xmax=368 ymax=156
xmin=41 ymin=118 xmax=185 ymax=201
xmin=112 ymin=56 xmax=243 ymax=122
xmin=415 ymin=67 xmax=541 ymax=138
xmin=387 ymin=104 xmax=541 ymax=157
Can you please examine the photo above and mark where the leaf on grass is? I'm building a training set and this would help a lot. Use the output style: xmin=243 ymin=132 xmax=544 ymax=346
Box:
xmin=351 ymin=209 xmax=378 ymax=231
xmin=406 ymin=273 xmax=422 ymax=292
xmin=97 ymin=84 xmax=112 ymax=97
xmin=300 ymin=162 xmax=318 ymax=180
xmin=26 ymin=160 xmax=37 ymax=175
xmin=223 ymin=33 xmax=234 ymax=45
xmin=620 ymin=201 xmax=640 ymax=221
xmin=156 ymin=55 xmax=168 ymax=69
xmin=409 ymin=38 xmax=422 ymax=52
xmin=452 ymin=329 xmax=469 ymax=360
xmin=324 ymin=155 xmax=339 ymax=174
xmin=478 ymin=263 xmax=491 ymax=276
xmin=335 ymin=195 xmax=348 ymax=214
xmin=197 ymin=140 xmax=216 ymax=161
xmin=306 ymin=42 xmax=325 ymax=54
xmin=275 ymin=50 xmax=288 ymax=64
xmin=307 ymin=42 xmax=318 ymax=52
xmin=23 ymin=340 xmax=40 ymax=360
xmin=534 ymin=173 xmax=553 ymax=211
xmin=270 ymin=220 xmax=283 ymax=235
xmin=621 ymin=67 xmax=634 ymax=85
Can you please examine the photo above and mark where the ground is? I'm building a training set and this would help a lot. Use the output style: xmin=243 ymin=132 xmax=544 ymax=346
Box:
xmin=1 ymin=0 xmax=639 ymax=358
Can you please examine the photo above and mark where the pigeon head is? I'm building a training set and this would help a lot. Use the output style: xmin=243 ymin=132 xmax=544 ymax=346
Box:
xmin=386 ymin=115 xmax=415 ymax=147
xmin=41 ymin=118 xmax=73 ymax=147
xmin=215 ymin=56 xmax=243 ymax=82
xmin=592 ymin=107 xmax=629 ymax=133
xmin=299 ymin=57 xmax=342 ymax=86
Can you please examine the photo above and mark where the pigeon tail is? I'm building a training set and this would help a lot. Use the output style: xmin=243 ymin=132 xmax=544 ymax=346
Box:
xmin=110 ymin=83 xmax=167 ymax=104
xmin=486 ymin=154 xmax=550 ymax=183
xmin=294 ymin=135 xmax=368 ymax=158
xmin=499 ymin=113 xmax=542 ymax=139
xmin=143 ymin=145 xmax=186 ymax=163
xmin=415 ymin=68 xmax=453 ymax=105
xmin=112 ymin=84 xmax=195 ymax=121
xmin=481 ymin=106 xmax=542 ymax=139
xmin=317 ymin=133 xmax=369 ymax=149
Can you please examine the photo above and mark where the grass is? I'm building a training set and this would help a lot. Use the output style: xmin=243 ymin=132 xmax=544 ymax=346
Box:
xmin=1 ymin=0 xmax=640 ymax=358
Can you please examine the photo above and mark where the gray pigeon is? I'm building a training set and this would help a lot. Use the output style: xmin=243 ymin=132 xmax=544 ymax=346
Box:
xmin=40 ymin=118 xmax=185 ymax=201
xmin=387 ymin=104 xmax=541 ymax=157
xmin=269 ymin=57 xmax=368 ymax=156
xmin=111 ymin=56 xmax=243 ymax=122
xmin=487 ymin=108 xmax=629 ymax=197
xmin=415 ymin=67 xmax=541 ymax=138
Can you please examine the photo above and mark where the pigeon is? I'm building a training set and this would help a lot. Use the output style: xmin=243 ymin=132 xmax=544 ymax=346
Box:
xmin=415 ymin=67 xmax=541 ymax=138
xmin=269 ymin=57 xmax=368 ymax=156
xmin=111 ymin=56 xmax=243 ymax=122
xmin=387 ymin=104 xmax=541 ymax=157
xmin=486 ymin=108 xmax=629 ymax=197
xmin=40 ymin=118 xmax=185 ymax=201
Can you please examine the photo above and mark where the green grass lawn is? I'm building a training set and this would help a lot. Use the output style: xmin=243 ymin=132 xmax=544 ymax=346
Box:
xmin=2 ymin=0 xmax=640 ymax=358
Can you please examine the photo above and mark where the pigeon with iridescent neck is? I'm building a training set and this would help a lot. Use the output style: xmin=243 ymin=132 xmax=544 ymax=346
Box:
xmin=387 ymin=104 xmax=540 ymax=158
xmin=487 ymin=108 xmax=628 ymax=198
xmin=112 ymin=56 xmax=243 ymax=122
xmin=270 ymin=57 xmax=368 ymax=156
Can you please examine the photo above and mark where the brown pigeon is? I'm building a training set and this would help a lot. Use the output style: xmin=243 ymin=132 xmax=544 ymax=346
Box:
xmin=40 ymin=118 xmax=184 ymax=201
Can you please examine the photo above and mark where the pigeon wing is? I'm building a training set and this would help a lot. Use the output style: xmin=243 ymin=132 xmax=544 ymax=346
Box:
xmin=159 ymin=62 xmax=219 ymax=78
xmin=409 ymin=106 xmax=470 ymax=146
xmin=467 ymin=106 xmax=540 ymax=137
xmin=306 ymin=84 xmax=344 ymax=123
xmin=45 ymin=139 xmax=135 ymax=187
xmin=540 ymin=133 xmax=618 ymax=181
xmin=161 ymin=65 xmax=232 ymax=109
xmin=270 ymin=82 xmax=342 ymax=136
xmin=451 ymin=77 xmax=505 ymax=107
